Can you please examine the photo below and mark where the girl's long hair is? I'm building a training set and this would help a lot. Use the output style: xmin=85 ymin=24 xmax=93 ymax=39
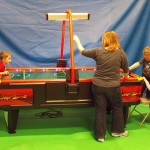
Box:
xmin=102 ymin=30 xmax=121 ymax=51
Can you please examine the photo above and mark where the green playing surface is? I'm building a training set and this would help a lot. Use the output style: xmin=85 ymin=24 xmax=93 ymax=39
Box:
xmin=9 ymin=71 xmax=124 ymax=80
xmin=9 ymin=71 xmax=94 ymax=80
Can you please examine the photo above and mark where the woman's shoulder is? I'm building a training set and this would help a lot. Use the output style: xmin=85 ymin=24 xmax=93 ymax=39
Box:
xmin=115 ymin=48 xmax=125 ymax=53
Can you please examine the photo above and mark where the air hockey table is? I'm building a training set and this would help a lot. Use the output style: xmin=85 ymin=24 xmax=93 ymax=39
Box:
xmin=0 ymin=66 xmax=142 ymax=133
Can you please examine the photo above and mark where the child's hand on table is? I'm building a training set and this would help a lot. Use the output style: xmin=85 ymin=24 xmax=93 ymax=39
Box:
xmin=4 ymin=70 xmax=9 ymax=75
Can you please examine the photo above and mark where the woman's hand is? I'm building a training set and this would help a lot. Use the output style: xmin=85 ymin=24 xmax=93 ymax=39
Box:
xmin=73 ymin=35 xmax=80 ymax=43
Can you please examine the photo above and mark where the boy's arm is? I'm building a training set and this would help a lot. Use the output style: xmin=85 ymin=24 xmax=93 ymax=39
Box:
xmin=143 ymin=77 xmax=150 ymax=91
xmin=129 ymin=62 xmax=140 ymax=71
xmin=73 ymin=35 xmax=85 ymax=54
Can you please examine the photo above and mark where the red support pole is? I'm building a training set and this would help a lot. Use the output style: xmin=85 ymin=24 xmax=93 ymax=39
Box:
xmin=60 ymin=20 xmax=66 ymax=59
xmin=65 ymin=9 xmax=75 ymax=84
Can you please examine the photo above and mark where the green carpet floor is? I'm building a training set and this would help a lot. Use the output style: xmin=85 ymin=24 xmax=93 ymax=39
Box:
xmin=0 ymin=105 xmax=150 ymax=150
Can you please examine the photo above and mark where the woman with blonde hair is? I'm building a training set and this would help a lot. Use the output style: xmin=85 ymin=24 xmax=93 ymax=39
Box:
xmin=73 ymin=30 xmax=129 ymax=142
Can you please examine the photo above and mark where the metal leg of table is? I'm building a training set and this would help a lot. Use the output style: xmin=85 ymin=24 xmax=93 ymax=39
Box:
xmin=4 ymin=109 xmax=19 ymax=134
xmin=123 ymin=106 xmax=129 ymax=127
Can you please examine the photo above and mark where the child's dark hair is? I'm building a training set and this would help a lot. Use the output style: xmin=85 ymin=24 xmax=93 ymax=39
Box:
xmin=0 ymin=50 xmax=11 ymax=60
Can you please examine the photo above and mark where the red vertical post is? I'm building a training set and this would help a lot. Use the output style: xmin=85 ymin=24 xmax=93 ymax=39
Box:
xmin=60 ymin=20 xmax=66 ymax=59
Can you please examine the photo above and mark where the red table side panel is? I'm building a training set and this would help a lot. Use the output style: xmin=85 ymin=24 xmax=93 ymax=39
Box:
xmin=121 ymin=85 xmax=142 ymax=102
xmin=0 ymin=89 xmax=33 ymax=106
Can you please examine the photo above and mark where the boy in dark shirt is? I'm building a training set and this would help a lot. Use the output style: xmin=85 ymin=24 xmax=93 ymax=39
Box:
xmin=129 ymin=46 xmax=150 ymax=98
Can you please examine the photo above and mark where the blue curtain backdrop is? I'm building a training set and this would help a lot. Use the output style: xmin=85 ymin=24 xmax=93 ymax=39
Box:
xmin=0 ymin=0 xmax=150 ymax=75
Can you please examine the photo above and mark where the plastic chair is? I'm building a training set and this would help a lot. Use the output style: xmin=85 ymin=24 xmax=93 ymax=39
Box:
xmin=129 ymin=97 xmax=150 ymax=126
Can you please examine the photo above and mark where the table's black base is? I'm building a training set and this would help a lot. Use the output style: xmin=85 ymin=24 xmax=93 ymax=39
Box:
xmin=3 ymin=104 xmax=134 ymax=134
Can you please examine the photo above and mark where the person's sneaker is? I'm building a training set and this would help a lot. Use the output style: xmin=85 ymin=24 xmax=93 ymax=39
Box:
xmin=97 ymin=138 xmax=104 ymax=142
xmin=111 ymin=130 xmax=128 ymax=137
